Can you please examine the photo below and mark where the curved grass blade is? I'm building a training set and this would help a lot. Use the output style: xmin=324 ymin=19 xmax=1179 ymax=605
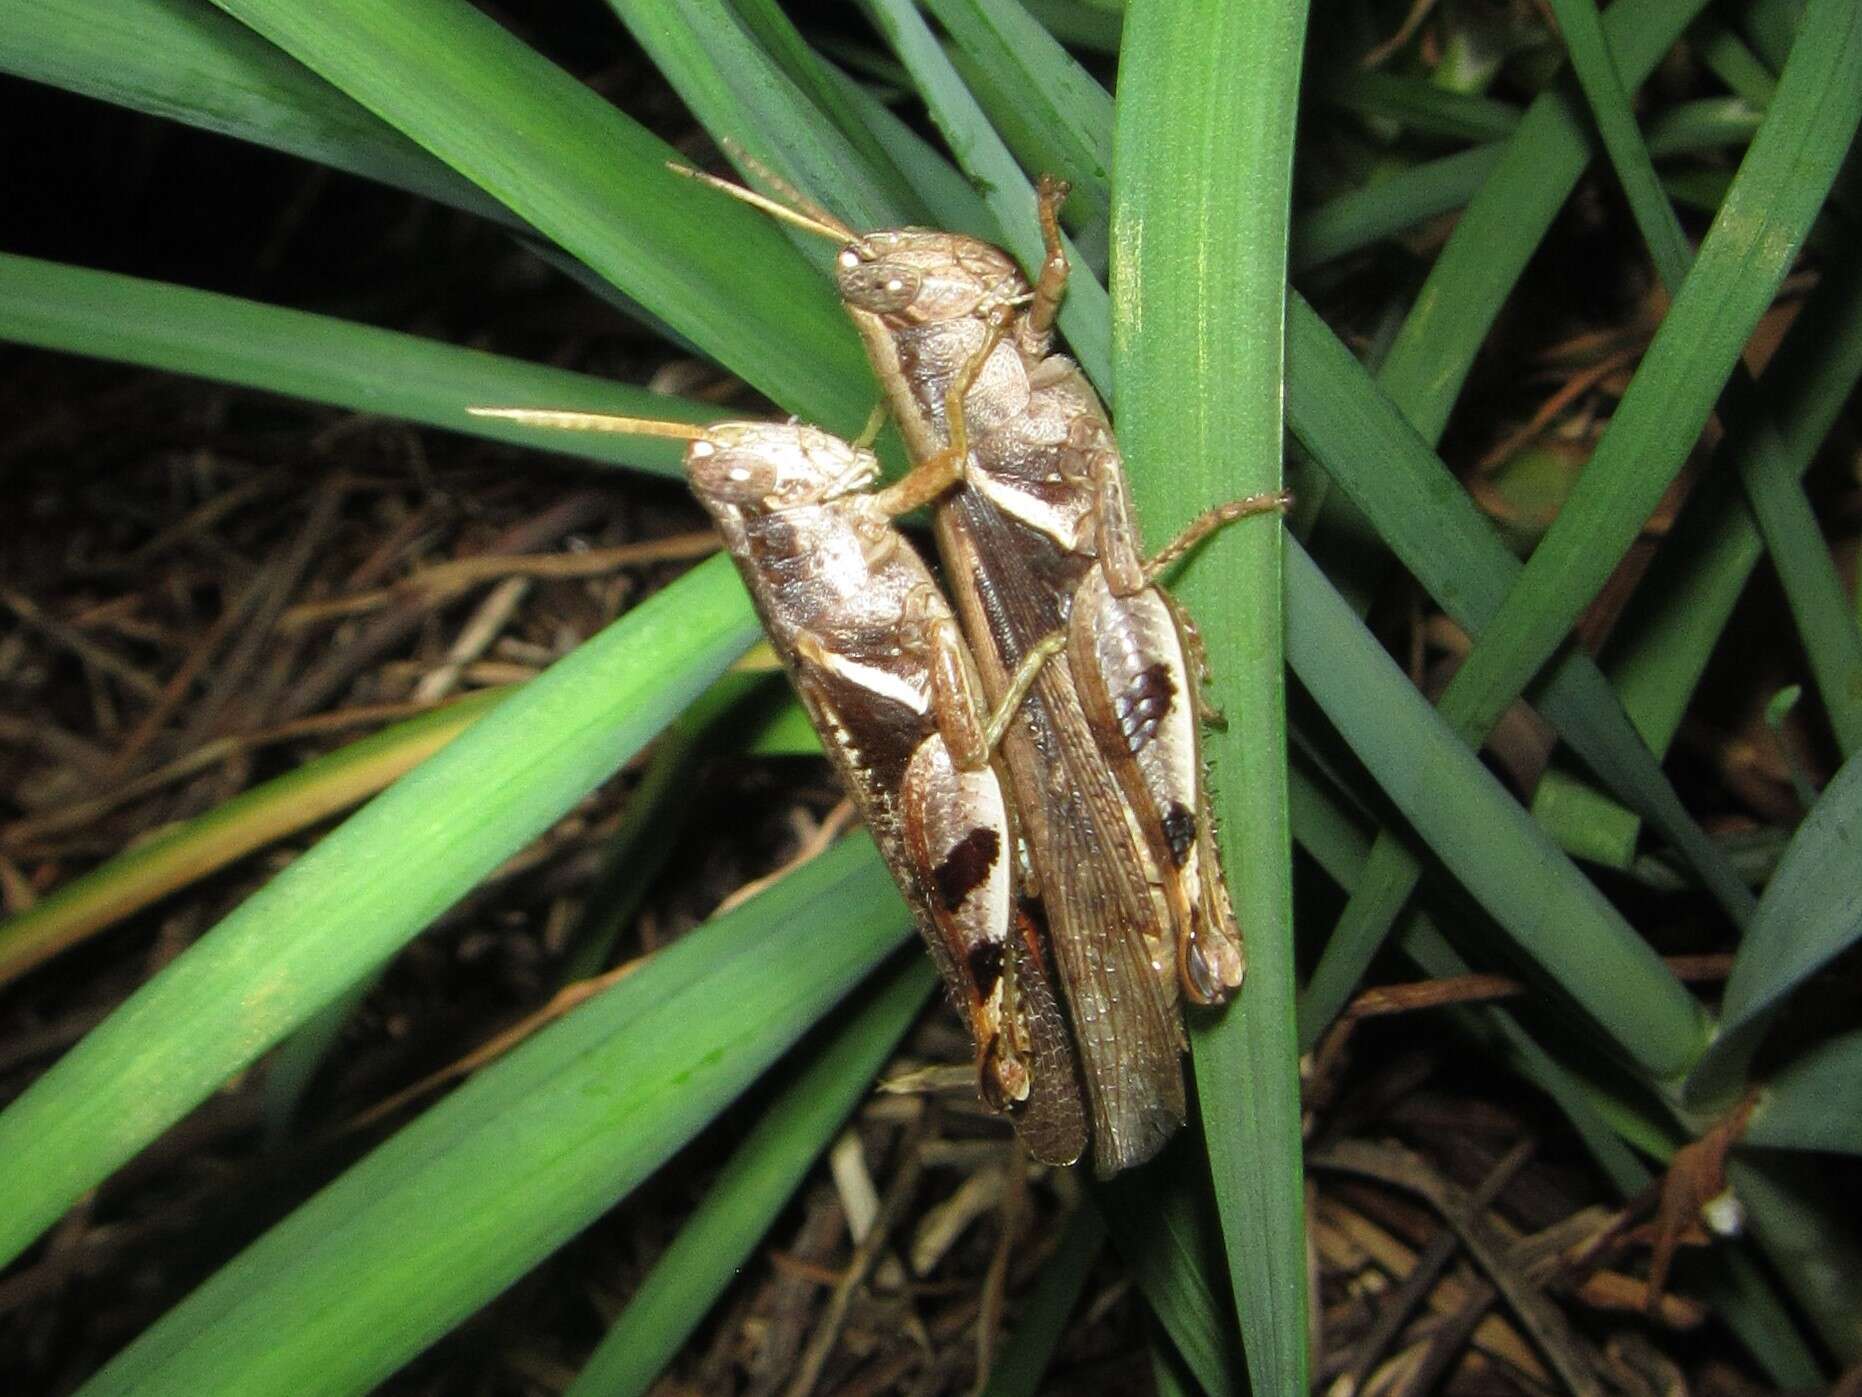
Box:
xmin=1744 ymin=1028 xmax=1862 ymax=1155
xmin=1113 ymin=3 xmax=1308 ymax=1390
xmin=603 ymin=0 xmax=922 ymax=231
xmin=1286 ymin=542 xmax=1710 ymax=1081
xmin=920 ymin=0 xmax=1115 ymax=239
xmin=75 ymin=837 xmax=912 ymax=1397
xmin=566 ymin=955 xmax=934 ymax=1397
xmin=977 ymin=1207 xmax=1107 ymax=1397
xmin=0 ymin=254 xmax=719 ymax=478
xmin=0 ymin=555 xmax=757 ymax=1270
xmin=1598 ymin=249 xmax=1862 ymax=797
xmin=863 ymin=0 xmax=1111 ymax=393
xmin=1318 ymin=70 xmax=1521 ymax=141
xmin=1546 ymin=0 xmax=1862 ymax=757
xmin=1096 ymin=1153 xmax=1242 ymax=1397
xmin=1376 ymin=0 xmax=1715 ymax=442
xmin=1314 ymin=0 xmax=1862 ymax=1071
xmin=0 ymin=0 xmax=505 ymax=223
xmin=1688 ymin=752 xmax=1862 ymax=1103
xmin=207 ymin=0 xmax=873 ymax=434
xmin=0 ymin=688 xmax=508 ymax=989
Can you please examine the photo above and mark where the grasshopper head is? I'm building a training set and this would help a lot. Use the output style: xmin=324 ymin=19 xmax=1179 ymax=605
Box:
xmin=836 ymin=231 xmax=1025 ymax=327
xmin=684 ymin=422 xmax=879 ymax=515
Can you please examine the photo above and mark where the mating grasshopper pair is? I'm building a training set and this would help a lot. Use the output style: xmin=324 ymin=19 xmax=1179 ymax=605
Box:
xmin=477 ymin=175 xmax=1285 ymax=1175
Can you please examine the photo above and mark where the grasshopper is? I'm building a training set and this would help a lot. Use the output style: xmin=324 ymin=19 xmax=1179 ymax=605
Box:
xmin=469 ymin=407 xmax=1089 ymax=1166
xmin=685 ymin=170 xmax=1288 ymax=1174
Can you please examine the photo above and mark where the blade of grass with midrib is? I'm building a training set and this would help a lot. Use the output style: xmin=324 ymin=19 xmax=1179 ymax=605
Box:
xmin=1312 ymin=0 xmax=1862 ymax=1087
xmin=565 ymin=955 xmax=934 ymax=1397
xmin=1113 ymin=4 xmax=1308 ymax=1391
xmin=75 ymin=838 xmax=912 ymax=1396
xmin=207 ymin=0 xmax=874 ymax=435
xmin=0 ymin=254 xmax=719 ymax=479
xmin=0 ymin=555 xmax=756 ymax=1270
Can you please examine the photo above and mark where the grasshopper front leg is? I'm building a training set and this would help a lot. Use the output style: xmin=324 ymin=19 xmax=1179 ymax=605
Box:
xmin=868 ymin=304 xmax=1016 ymax=520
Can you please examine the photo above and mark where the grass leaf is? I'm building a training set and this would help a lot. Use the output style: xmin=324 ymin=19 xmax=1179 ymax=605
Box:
xmin=75 ymin=837 xmax=911 ymax=1396
xmin=0 ymin=556 xmax=756 ymax=1269
xmin=1113 ymin=3 xmax=1309 ymax=1390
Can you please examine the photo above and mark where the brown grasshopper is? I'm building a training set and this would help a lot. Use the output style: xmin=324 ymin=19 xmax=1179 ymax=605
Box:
xmin=685 ymin=170 xmax=1288 ymax=1174
xmin=469 ymin=407 xmax=1089 ymax=1166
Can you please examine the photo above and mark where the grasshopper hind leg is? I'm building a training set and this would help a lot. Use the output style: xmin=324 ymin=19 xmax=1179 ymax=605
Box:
xmin=1067 ymin=571 xmax=1246 ymax=1005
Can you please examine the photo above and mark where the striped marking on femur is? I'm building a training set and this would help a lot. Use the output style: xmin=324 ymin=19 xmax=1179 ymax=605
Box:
xmin=934 ymin=826 xmax=1002 ymax=913
xmin=1113 ymin=662 xmax=1177 ymax=756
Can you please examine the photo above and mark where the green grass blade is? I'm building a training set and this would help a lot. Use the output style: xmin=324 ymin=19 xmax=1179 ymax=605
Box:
xmin=0 ymin=0 xmax=505 ymax=222
xmin=1690 ymin=14 xmax=1780 ymax=106
xmin=1318 ymin=70 xmax=1521 ymax=141
xmin=1291 ymin=144 xmax=1505 ymax=272
xmin=1729 ymin=1157 xmax=1862 ymax=1365
xmin=1410 ymin=0 xmax=1861 ymax=837
xmin=208 ymin=0 xmax=873 ymax=434
xmin=977 ymin=1207 xmax=1107 ymax=1397
xmin=0 ymin=689 xmax=507 ymax=989
xmin=75 ymin=837 xmax=912 ymax=1396
xmin=566 ymin=955 xmax=934 ymax=1397
xmin=1376 ymin=0 xmax=1714 ymax=443
xmin=603 ymin=0 xmax=922 ymax=231
xmin=1601 ymin=250 xmax=1862 ymax=778
xmin=1547 ymin=0 xmax=1862 ymax=757
xmin=863 ymin=0 xmax=1112 ymax=393
xmin=0 ymin=555 xmax=756 ymax=1270
xmin=1644 ymin=95 xmax=1765 ymax=154
xmin=0 ymin=254 xmax=719 ymax=478
xmin=1017 ymin=0 xmax=1122 ymax=53
xmin=1283 ymin=295 xmax=1754 ymax=921
xmin=728 ymin=0 xmax=907 ymax=183
xmin=1097 ymin=1156 xmax=1243 ymax=1397
xmin=1735 ymin=443 xmax=1862 ymax=754
xmin=823 ymin=62 xmax=1002 ymax=239
xmin=1286 ymin=542 xmax=1710 ymax=1081
xmin=1688 ymin=751 xmax=1862 ymax=1103
xmin=920 ymin=0 xmax=1115 ymax=239
xmin=1318 ymin=0 xmax=1862 ymax=1047
xmin=1745 ymin=1028 xmax=1862 ymax=1154
xmin=1113 ymin=3 xmax=1309 ymax=1391
xmin=1284 ymin=290 xmax=1754 ymax=1039
xmin=1544 ymin=0 xmax=1694 ymax=281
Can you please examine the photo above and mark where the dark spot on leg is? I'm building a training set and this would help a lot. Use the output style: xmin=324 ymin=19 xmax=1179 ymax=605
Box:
xmin=967 ymin=939 xmax=1005 ymax=994
xmin=934 ymin=826 xmax=1001 ymax=911
xmin=1116 ymin=663 xmax=1176 ymax=754
xmin=1162 ymin=801 xmax=1196 ymax=866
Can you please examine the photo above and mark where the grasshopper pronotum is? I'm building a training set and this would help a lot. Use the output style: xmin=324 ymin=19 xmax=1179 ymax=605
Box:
xmin=469 ymin=408 xmax=1090 ymax=1166
xmin=684 ymin=168 xmax=1289 ymax=1173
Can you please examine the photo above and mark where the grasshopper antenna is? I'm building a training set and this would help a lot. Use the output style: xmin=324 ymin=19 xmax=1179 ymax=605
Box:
xmin=466 ymin=407 xmax=713 ymax=439
xmin=667 ymin=145 xmax=855 ymax=245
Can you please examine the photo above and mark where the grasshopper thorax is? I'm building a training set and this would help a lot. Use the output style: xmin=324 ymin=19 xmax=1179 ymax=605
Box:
xmin=836 ymin=231 xmax=1023 ymax=327
xmin=684 ymin=423 xmax=880 ymax=515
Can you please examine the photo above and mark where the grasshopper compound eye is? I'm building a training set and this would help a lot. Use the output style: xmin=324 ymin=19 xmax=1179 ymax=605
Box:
xmin=836 ymin=247 xmax=923 ymax=316
xmin=685 ymin=439 xmax=786 ymax=511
